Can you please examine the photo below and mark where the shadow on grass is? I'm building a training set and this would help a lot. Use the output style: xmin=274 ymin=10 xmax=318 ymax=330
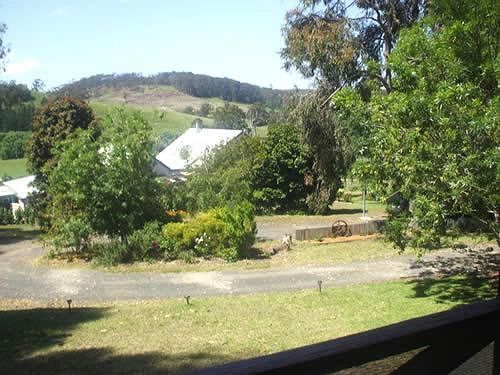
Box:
xmin=406 ymin=246 xmax=499 ymax=304
xmin=240 ymin=246 xmax=271 ymax=260
xmin=0 ymin=306 xmax=234 ymax=374
xmin=0 ymin=225 xmax=42 ymax=245
xmin=406 ymin=276 xmax=498 ymax=305
xmin=0 ymin=307 xmax=109 ymax=361
xmin=2 ymin=347 xmax=234 ymax=374
xmin=409 ymin=246 xmax=499 ymax=279
xmin=330 ymin=208 xmax=363 ymax=215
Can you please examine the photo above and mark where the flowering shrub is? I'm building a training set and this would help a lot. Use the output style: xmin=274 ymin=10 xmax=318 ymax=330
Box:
xmin=162 ymin=202 xmax=256 ymax=261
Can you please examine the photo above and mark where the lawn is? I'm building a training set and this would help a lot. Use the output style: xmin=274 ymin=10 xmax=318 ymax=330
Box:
xmin=256 ymin=196 xmax=387 ymax=226
xmin=0 ymin=276 xmax=495 ymax=374
xmin=0 ymin=158 xmax=29 ymax=178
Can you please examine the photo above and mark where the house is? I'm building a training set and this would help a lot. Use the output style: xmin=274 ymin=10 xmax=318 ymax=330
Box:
xmin=154 ymin=124 xmax=242 ymax=179
xmin=0 ymin=175 xmax=36 ymax=213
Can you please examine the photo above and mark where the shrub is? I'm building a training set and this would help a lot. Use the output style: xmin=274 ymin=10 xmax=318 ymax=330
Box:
xmin=13 ymin=208 xmax=23 ymax=224
xmin=212 ymin=202 xmax=256 ymax=260
xmin=0 ymin=207 xmax=13 ymax=225
xmin=342 ymin=190 xmax=353 ymax=202
xmin=0 ymin=131 xmax=31 ymax=159
xmin=92 ymin=240 xmax=130 ymax=267
xmin=162 ymin=212 xmax=224 ymax=259
xmin=49 ymin=217 xmax=93 ymax=253
xmin=128 ymin=221 xmax=163 ymax=261
xmin=162 ymin=202 xmax=256 ymax=262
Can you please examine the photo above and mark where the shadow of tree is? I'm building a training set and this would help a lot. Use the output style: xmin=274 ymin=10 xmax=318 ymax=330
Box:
xmin=406 ymin=276 xmax=497 ymax=305
xmin=409 ymin=246 xmax=499 ymax=278
xmin=0 ymin=306 xmax=235 ymax=374
xmin=331 ymin=208 xmax=363 ymax=215
xmin=240 ymin=246 xmax=271 ymax=260
xmin=2 ymin=347 xmax=234 ymax=374
xmin=406 ymin=246 xmax=499 ymax=304
xmin=0 ymin=307 xmax=109 ymax=361
xmin=0 ymin=226 xmax=41 ymax=245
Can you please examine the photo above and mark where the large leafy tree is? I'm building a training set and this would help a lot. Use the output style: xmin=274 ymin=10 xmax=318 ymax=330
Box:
xmin=213 ymin=102 xmax=248 ymax=131
xmin=184 ymin=135 xmax=264 ymax=211
xmin=246 ymin=103 xmax=270 ymax=130
xmin=253 ymin=123 xmax=315 ymax=213
xmin=282 ymin=0 xmax=425 ymax=91
xmin=280 ymin=1 xmax=425 ymax=214
xmin=48 ymin=109 xmax=164 ymax=241
xmin=365 ymin=0 xmax=499 ymax=249
xmin=0 ymin=82 xmax=35 ymax=132
xmin=26 ymin=96 xmax=99 ymax=227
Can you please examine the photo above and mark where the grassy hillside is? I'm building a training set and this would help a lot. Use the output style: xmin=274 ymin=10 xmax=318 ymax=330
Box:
xmin=0 ymin=158 xmax=29 ymax=178
xmin=92 ymin=85 xmax=250 ymax=113
xmin=90 ymin=101 xmax=215 ymax=137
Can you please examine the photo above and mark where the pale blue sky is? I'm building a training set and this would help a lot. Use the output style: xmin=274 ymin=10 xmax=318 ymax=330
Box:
xmin=1 ymin=0 xmax=312 ymax=90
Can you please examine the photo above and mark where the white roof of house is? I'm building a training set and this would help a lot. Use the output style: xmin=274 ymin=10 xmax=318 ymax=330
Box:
xmin=0 ymin=185 xmax=15 ymax=198
xmin=3 ymin=175 xmax=36 ymax=199
xmin=155 ymin=128 xmax=242 ymax=171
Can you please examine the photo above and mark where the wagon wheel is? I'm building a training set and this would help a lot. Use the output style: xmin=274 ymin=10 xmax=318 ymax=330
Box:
xmin=331 ymin=220 xmax=351 ymax=238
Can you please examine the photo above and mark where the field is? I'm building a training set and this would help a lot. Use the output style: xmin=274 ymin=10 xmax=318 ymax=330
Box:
xmin=0 ymin=276 xmax=495 ymax=374
xmin=0 ymin=158 xmax=29 ymax=178
xmin=90 ymin=101 xmax=215 ymax=137
xmin=93 ymin=84 xmax=251 ymax=113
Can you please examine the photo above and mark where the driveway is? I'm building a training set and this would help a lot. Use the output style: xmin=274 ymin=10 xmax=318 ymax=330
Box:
xmin=0 ymin=239 xmax=498 ymax=302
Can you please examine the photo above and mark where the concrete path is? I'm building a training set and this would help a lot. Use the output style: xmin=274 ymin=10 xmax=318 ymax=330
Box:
xmin=1 ymin=239 xmax=498 ymax=302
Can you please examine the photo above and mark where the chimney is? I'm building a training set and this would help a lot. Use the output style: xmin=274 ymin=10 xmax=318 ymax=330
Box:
xmin=195 ymin=118 xmax=203 ymax=132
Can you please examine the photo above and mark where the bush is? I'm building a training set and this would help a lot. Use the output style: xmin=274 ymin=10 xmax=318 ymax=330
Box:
xmin=343 ymin=190 xmax=352 ymax=202
xmin=162 ymin=202 xmax=256 ymax=262
xmin=49 ymin=217 xmax=94 ymax=253
xmin=337 ymin=189 xmax=352 ymax=202
xmin=92 ymin=240 xmax=130 ymax=267
xmin=0 ymin=131 xmax=31 ymax=159
xmin=13 ymin=208 xmax=23 ymax=224
xmin=0 ymin=207 xmax=13 ymax=225
xmin=128 ymin=221 xmax=163 ymax=261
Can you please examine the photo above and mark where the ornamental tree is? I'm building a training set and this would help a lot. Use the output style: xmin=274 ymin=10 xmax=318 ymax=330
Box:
xmin=48 ymin=108 xmax=164 ymax=241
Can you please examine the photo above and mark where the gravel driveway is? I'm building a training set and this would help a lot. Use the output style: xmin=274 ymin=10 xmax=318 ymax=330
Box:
xmin=1 ymin=239 xmax=498 ymax=302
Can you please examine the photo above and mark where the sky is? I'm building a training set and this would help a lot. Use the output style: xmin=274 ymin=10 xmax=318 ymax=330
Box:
xmin=1 ymin=0 xmax=313 ymax=90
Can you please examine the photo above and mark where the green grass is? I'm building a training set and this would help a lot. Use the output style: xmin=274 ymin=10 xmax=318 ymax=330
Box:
xmin=0 ymin=158 xmax=29 ymax=178
xmin=256 ymin=197 xmax=387 ymax=226
xmin=46 ymin=237 xmax=394 ymax=273
xmin=0 ymin=276 xmax=495 ymax=374
xmin=90 ymin=101 xmax=215 ymax=136
xmin=255 ymin=125 xmax=268 ymax=137
xmin=39 ymin=234 xmax=495 ymax=274
xmin=93 ymin=84 xmax=251 ymax=112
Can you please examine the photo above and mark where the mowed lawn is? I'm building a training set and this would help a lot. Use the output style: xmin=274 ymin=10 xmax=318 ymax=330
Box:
xmin=0 ymin=158 xmax=29 ymax=178
xmin=0 ymin=276 xmax=496 ymax=374
xmin=256 ymin=196 xmax=387 ymax=226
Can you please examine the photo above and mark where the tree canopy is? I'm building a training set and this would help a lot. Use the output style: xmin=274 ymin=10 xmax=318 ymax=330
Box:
xmin=364 ymin=0 xmax=499 ymax=249
xmin=52 ymin=72 xmax=286 ymax=108
xmin=48 ymin=109 xmax=164 ymax=241
xmin=213 ymin=102 xmax=248 ymax=131
xmin=281 ymin=0 xmax=426 ymax=91
xmin=26 ymin=96 xmax=99 ymax=227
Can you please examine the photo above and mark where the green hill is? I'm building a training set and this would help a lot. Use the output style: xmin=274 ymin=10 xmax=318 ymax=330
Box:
xmin=90 ymin=100 xmax=215 ymax=137
xmin=0 ymin=158 xmax=28 ymax=179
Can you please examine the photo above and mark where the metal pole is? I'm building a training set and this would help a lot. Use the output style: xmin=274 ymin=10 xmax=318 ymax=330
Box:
xmin=362 ymin=188 xmax=366 ymax=218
